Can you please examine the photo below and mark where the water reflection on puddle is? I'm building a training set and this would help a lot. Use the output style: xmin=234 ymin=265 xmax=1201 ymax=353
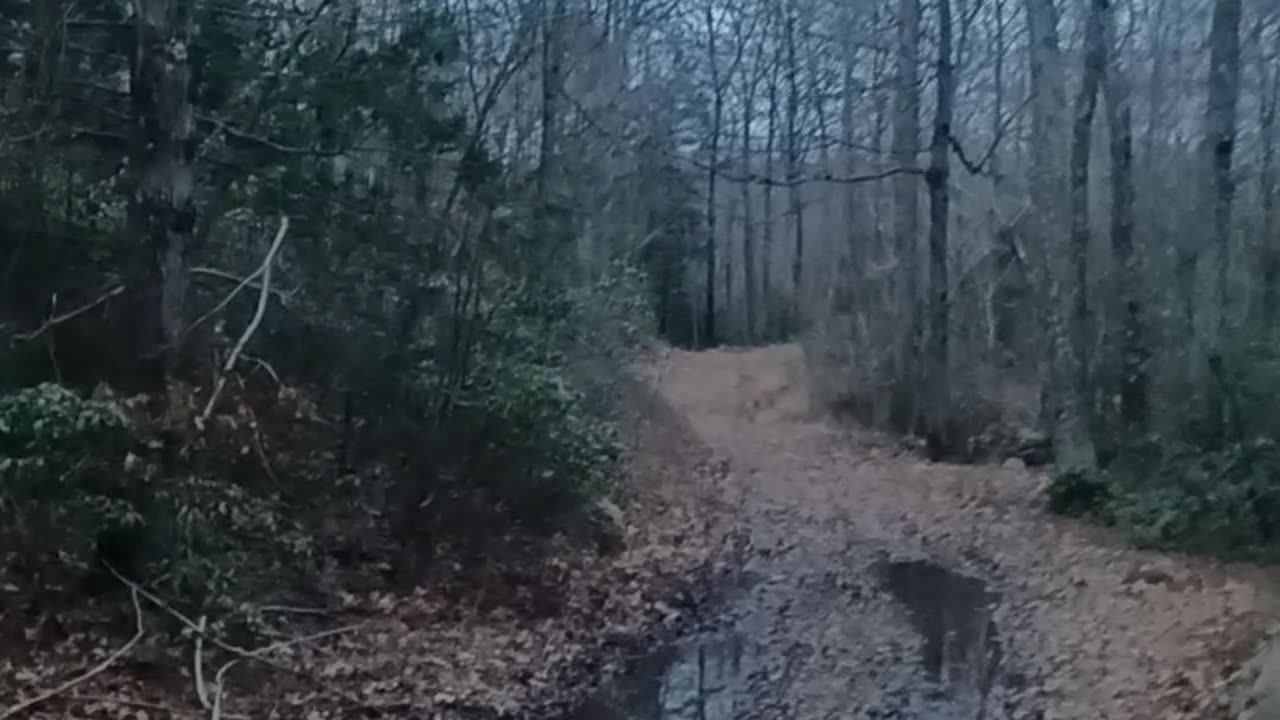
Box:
xmin=571 ymin=634 xmax=749 ymax=720
xmin=877 ymin=558 xmax=1003 ymax=712
xmin=568 ymin=559 xmax=1005 ymax=720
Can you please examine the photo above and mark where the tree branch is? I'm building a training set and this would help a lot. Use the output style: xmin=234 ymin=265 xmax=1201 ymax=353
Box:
xmin=11 ymin=285 xmax=126 ymax=342
xmin=199 ymin=216 xmax=289 ymax=425
xmin=685 ymin=155 xmax=927 ymax=187
xmin=191 ymin=266 xmax=292 ymax=304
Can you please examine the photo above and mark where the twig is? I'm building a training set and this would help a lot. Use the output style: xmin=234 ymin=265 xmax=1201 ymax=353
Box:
xmin=188 ymin=268 xmax=290 ymax=336
xmin=212 ymin=660 xmax=231 ymax=720
xmin=241 ymin=354 xmax=282 ymax=386
xmin=0 ymin=587 xmax=144 ymax=719
xmin=106 ymin=568 xmax=363 ymax=708
xmin=194 ymin=615 xmax=210 ymax=709
xmin=242 ymin=405 xmax=278 ymax=485
xmin=11 ymin=285 xmax=125 ymax=342
xmin=190 ymin=266 xmax=292 ymax=305
xmin=199 ymin=216 xmax=289 ymax=425
xmin=67 ymin=695 xmax=201 ymax=716
xmin=254 ymin=604 xmax=336 ymax=617
xmin=210 ymin=625 xmax=361 ymax=720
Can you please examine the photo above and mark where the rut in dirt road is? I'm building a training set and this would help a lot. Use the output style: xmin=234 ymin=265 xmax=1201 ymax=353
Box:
xmin=585 ymin=344 xmax=1274 ymax=720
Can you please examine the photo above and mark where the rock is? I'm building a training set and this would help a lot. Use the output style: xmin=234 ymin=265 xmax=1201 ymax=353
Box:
xmin=1015 ymin=430 xmax=1053 ymax=466
xmin=1003 ymin=457 xmax=1027 ymax=471
xmin=589 ymin=498 xmax=627 ymax=554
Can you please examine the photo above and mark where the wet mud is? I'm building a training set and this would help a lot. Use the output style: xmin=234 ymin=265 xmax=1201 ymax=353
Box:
xmin=571 ymin=550 xmax=1021 ymax=720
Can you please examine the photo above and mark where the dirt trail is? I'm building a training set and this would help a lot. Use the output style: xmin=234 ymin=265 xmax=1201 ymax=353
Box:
xmin=638 ymin=343 xmax=1277 ymax=720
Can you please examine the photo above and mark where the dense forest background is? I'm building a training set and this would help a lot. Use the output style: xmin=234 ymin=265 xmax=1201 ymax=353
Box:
xmin=1 ymin=0 xmax=1280 ymax=632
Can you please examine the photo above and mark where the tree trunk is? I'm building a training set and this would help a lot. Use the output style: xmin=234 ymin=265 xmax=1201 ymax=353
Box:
xmin=742 ymin=56 xmax=759 ymax=342
xmin=1205 ymin=0 xmax=1243 ymax=342
xmin=924 ymin=0 xmax=953 ymax=458
xmin=986 ymin=0 xmax=1006 ymax=358
xmin=1103 ymin=0 xmax=1148 ymax=432
xmin=784 ymin=0 xmax=804 ymax=332
xmin=131 ymin=0 xmax=196 ymax=415
xmin=1058 ymin=0 xmax=1106 ymax=471
xmin=536 ymin=0 xmax=566 ymax=259
xmin=704 ymin=0 xmax=721 ymax=347
xmin=763 ymin=46 xmax=779 ymax=339
xmin=840 ymin=20 xmax=859 ymax=310
xmin=1259 ymin=24 xmax=1278 ymax=325
xmin=891 ymin=0 xmax=921 ymax=432
xmin=1023 ymin=0 xmax=1068 ymax=439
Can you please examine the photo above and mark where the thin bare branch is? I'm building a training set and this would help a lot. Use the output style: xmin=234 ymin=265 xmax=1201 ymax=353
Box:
xmin=0 ymin=588 xmax=143 ymax=719
xmin=199 ymin=216 xmax=290 ymax=425
xmin=11 ymin=285 xmax=126 ymax=342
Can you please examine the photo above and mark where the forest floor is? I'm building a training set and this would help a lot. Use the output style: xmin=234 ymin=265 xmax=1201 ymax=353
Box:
xmin=604 ymin=342 xmax=1280 ymax=720
xmin=5 ymin=342 xmax=1280 ymax=719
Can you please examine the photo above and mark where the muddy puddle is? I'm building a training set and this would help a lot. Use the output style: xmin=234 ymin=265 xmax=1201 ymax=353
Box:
xmin=570 ymin=633 xmax=751 ymax=720
xmin=569 ymin=558 xmax=1006 ymax=720
xmin=877 ymin=558 xmax=1004 ymax=712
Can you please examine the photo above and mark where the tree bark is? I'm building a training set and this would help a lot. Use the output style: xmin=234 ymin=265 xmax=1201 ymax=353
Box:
xmin=1057 ymin=0 xmax=1106 ymax=471
xmin=703 ymin=0 xmax=722 ymax=346
xmin=986 ymin=0 xmax=1006 ymax=358
xmin=763 ymin=40 xmax=779 ymax=338
xmin=130 ymin=0 xmax=196 ymax=412
xmin=784 ymin=0 xmax=804 ymax=332
xmin=1102 ymin=0 xmax=1148 ymax=432
xmin=742 ymin=46 xmax=762 ymax=342
xmin=1259 ymin=23 xmax=1278 ymax=325
xmin=924 ymin=0 xmax=954 ymax=457
xmin=891 ymin=0 xmax=921 ymax=431
xmin=536 ymin=0 xmax=566 ymax=259
xmin=1205 ymin=0 xmax=1243 ymax=342
xmin=1023 ymin=0 xmax=1068 ymax=439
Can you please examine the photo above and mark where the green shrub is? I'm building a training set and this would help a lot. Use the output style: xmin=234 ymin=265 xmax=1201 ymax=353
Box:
xmin=0 ymin=383 xmax=136 ymax=559
xmin=1047 ymin=335 xmax=1280 ymax=556
xmin=0 ymin=383 xmax=317 ymax=606
xmin=1048 ymin=435 xmax=1280 ymax=555
xmin=1046 ymin=468 xmax=1113 ymax=519
xmin=402 ymin=266 xmax=643 ymax=529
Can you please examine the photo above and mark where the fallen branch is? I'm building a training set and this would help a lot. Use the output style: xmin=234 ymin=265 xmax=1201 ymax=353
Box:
xmin=241 ymin=354 xmax=282 ymax=386
xmin=0 ymin=587 xmax=143 ymax=719
xmin=199 ymin=216 xmax=289 ymax=426
xmin=67 ymin=695 xmax=201 ymax=716
xmin=11 ymin=285 xmax=125 ymax=342
xmin=188 ymin=268 xmax=289 ymax=337
xmin=107 ymin=567 xmax=364 ymax=710
xmin=254 ymin=604 xmax=337 ymax=617
xmin=210 ymin=625 xmax=361 ymax=720
xmin=190 ymin=266 xmax=293 ymax=306
xmin=194 ymin=615 xmax=210 ymax=709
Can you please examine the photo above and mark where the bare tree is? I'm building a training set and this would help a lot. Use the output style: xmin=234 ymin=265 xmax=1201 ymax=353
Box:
xmin=739 ymin=13 xmax=766 ymax=342
xmin=131 ymin=0 xmax=195 ymax=415
xmin=891 ymin=0 xmax=922 ymax=429
xmin=924 ymin=0 xmax=954 ymax=455
xmin=1103 ymin=0 xmax=1148 ymax=431
xmin=763 ymin=28 xmax=780 ymax=338
xmin=1056 ymin=0 xmax=1107 ymax=471
xmin=1263 ymin=20 xmax=1280 ymax=324
xmin=1023 ymin=0 xmax=1067 ymax=436
xmin=784 ymin=0 xmax=804 ymax=330
xmin=537 ymin=0 xmax=567 ymax=251
xmin=1204 ymin=0 xmax=1243 ymax=342
xmin=704 ymin=0 xmax=723 ymax=346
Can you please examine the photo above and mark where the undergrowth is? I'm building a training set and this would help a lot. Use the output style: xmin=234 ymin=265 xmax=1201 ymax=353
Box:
xmin=0 ymin=263 xmax=651 ymax=617
xmin=1047 ymin=334 xmax=1280 ymax=557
